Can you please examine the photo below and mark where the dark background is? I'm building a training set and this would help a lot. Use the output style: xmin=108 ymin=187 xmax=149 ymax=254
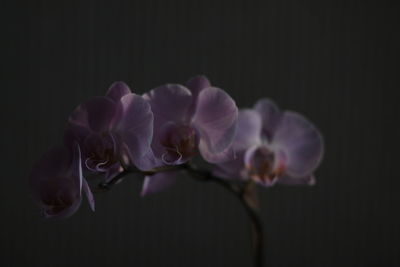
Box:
xmin=2 ymin=0 xmax=399 ymax=266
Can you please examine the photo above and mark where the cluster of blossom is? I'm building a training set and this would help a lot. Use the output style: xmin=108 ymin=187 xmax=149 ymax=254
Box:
xmin=29 ymin=76 xmax=324 ymax=219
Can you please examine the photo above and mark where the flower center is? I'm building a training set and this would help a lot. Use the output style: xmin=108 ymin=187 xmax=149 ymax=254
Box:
xmin=245 ymin=145 xmax=285 ymax=185
xmin=84 ymin=132 xmax=119 ymax=172
xmin=160 ymin=123 xmax=199 ymax=164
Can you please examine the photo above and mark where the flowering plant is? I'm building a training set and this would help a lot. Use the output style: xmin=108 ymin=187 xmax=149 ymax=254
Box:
xmin=30 ymin=75 xmax=324 ymax=267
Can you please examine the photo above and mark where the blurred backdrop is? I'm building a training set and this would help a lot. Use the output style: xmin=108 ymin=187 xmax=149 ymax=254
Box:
xmin=1 ymin=0 xmax=399 ymax=266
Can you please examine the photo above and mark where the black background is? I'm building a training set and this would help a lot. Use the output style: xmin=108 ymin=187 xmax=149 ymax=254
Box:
xmin=2 ymin=0 xmax=399 ymax=266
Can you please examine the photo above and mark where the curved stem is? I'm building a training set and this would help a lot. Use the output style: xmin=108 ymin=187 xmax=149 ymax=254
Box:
xmin=97 ymin=164 xmax=264 ymax=267
xmin=97 ymin=170 xmax=131 ymax=191
xmin=182 ymin=164 xmax=264 ymax=267
xmin=241 ymin=192 xmax=264 ymax=267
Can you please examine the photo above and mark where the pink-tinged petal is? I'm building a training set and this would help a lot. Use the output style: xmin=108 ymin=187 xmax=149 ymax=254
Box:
xmin=232 ymin=109 xmax=262 ymax=151
xmin=143 ymin=84 xmax=193 ymax=125
xmin=82 ymin=179 xmax=95 ymax=211
xmin=278 ymin=174 xmax=316 ymax=186
xmin=115 ymin=94 xmax=154 ymax=169
xmin=29 ymin=143 xmax=84 ymax=219
xmin=186 ymin=75 xmax=211 ymax=100
xmin=68 ymin=96 xmax=118 ymax=133
xmin=254 ymin=98 xmax=282 ymax=140
xmin=199 ymin=142 xmax=236 ymax=163
xmin=272 ymin=111 xmax=324 ymax=178
xmin=106 ymin=81 xmax=131 ymax=102
xmin=212 ymin=151 xmax=246 ymax=179
xmin=193 ymin=87 xmax=238 ymax=154
xmin=141 ymin=172 xmax=179 ymax=196
xmin=186 ymin=75 xmax=212 ymax=117
xmin=126 ymin=146 xmax=162 ymax=171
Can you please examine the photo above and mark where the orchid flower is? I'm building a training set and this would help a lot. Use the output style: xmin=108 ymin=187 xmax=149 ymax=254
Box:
xmin=29 ymin=143 xmax=94 ymax=218
xmin=65 ymin=82 xmax=154 ymax=182
xmin=214 ymin=99 xmax=324 ymax=186
xmin=141 ymin=75 xmax=238 ymax=195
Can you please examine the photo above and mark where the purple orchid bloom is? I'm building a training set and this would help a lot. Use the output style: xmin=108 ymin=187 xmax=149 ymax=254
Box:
xmin=141 ymin=75 xmax=238 ymax=195
xmin=66 ymin=82 xmax=154 ymax=182
xmin=29 ymin=143 xmax=94 ymax=219
xmin=214 ymin=99 xmax=324 ymax=186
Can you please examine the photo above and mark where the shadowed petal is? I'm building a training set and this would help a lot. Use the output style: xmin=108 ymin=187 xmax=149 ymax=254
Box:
xmin=199 ymin=143 xmax=236 ymax=164
xmin=122 ymin=143 xmax=161 ymax=171
xmin=186 ymin=75 xmax=212 ymax=117
xmin=29 ymin=143 xmax=84 ymax=219
xmin=254 ymin=98 xmax=282 ymax=141
xmin=186 ymin=75 xmax=211 ymax=97
xmin=106 ymin=81 xmax=131 ymax=102
xmin=212 ymin=151 xmax=246 ymax=179
xmin=272 ymin=111 xmax=324 ymax=178
xmin=116 ymin=94 xmax=154 ymax=169
xmin=68 ymin=96 xmax=118 ymax=133
xmin=143 ymin=84 xmax=193 ymax=125
xmin=82 ymin=179 xmax=95 ymax=211
xmin=64 ymin=125 xmax=91 ymax=148
xmin=193 ymin=87 xmax=238 ymax=154
xmin=232 ymin=109 xmax=262 ymax=151
xmin=141 ymin=172 xmax=179 ymax=196
xmin=154 ymin=121 xmax=199 ymax=165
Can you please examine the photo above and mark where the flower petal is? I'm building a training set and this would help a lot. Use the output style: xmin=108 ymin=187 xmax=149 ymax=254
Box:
xmin=106 ymin=81 xmax=131 ymax=102
xmin=143 ymin=84 xmax=193 ymax=125
xmin=115 ymin=94 xmax=154 ymax=169
xmin=193 ymin=87 xmax=238 ymax=154
xmin=29 ymin=143 xmax=83 ymax=219
xmin=68 ymin=96 xmax=118 ymax=133
xmin=186 ymin=75 xmax=211 ymax=100
xmin=254 ymin=98 xmax=282 ymax=140
xmin=64 ymin=125 xmax=91 ymax=148
xmin=212 ymin=151 xmax=246 ymax=179
xmin=82 ymin=178 xmax=95 ymax=211
xmin=127 ymin=147 xmax=162 ymax=171
xmin=272 ymin=111 xmax=324 ymax=178
xmin=141 ymin=172 xmax=179 ymax=196
xmin=232 ymin=109 xmax=262 ymax=151
xmin=199 ymin=143 xmax=236 ymax=163
xmin=186 ymin=75 xmax=212 ymax=117
xmin=143 ymin=85 xmax=194 ymax=163
xmin=211 ymin=110 xmax=262 ymax=177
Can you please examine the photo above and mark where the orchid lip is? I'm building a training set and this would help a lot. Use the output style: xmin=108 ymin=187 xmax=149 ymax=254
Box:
xmin=83 ymin=132 xmax=120 ymax=173
xmin=161 ymin=146 xmax=183 ymax=165
xmin=160 ymin=123 xmax=199 ymax=164
xmin=244 ymin=145 xmax=286 ymax=185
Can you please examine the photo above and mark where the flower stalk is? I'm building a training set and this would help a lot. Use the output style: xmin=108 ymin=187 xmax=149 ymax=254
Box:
xmin=97 ymin=163 xmax=264 ymax=267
